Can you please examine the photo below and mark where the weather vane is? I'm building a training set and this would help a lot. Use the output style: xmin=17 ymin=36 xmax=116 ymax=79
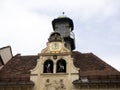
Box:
xmin=58 ymin=12 xmax=66 ymax=18
xmin=62 ymin=12 xmax=65 ymax=15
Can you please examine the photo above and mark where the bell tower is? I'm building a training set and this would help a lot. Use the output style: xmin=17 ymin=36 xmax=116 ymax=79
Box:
xmin=52 ymin=14 xmax=75 ymax=51
xmin=30 ymin=15 xmax=79 ymax=90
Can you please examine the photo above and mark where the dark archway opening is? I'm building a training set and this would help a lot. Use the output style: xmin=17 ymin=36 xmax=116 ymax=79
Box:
xmin=43 ymin=59 xmax=53 ymax=73
xmin=56 ymin=59 xmax=66 ymax=73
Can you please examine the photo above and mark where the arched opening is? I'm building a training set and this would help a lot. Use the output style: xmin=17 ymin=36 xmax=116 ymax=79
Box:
xmin=43 ymin=59 xmax=53 ymax=73
xmin=56 ymin=59 xmax=66 ymax=73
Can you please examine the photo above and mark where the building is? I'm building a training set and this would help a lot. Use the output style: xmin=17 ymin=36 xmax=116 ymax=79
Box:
xmin=0 ymin=16 xmax=120 ymax=90
xmin=0 ymin=46 xmax=13 ymax=70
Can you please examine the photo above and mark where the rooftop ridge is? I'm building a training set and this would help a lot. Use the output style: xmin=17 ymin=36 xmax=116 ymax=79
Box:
xmin=0 ymin=46 xmax=11 ymax=50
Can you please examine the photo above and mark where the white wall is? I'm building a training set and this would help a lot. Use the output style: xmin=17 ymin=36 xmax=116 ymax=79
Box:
xmin=0 ymin=46 xmax=13 ymax=64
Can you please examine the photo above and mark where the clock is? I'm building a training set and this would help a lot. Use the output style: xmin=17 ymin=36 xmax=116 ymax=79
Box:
xmin=50 ymin=42 xmax=62 ymax=52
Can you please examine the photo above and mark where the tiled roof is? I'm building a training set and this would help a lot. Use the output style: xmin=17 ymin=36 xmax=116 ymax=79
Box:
xmin=0 ymin=54 xmax=38 ymax=84
xmin=72 ymin=51 xmax=120 ymax=76
xmin=0 ymin=51 xmax=120 ymax=85
xmin=72 ymin=51 xmax=120 ymax=85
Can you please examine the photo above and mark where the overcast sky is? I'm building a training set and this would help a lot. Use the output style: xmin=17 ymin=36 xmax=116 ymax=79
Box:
xmin=0 ymin=0 xmax=120 ymax=71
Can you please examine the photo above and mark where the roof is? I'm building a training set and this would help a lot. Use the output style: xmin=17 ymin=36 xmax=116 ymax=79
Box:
xmin=0 ymin=46 xmax=11 ymax=50
xmin=72 ymin=51 xmax=120 ymax=76
xmin=0 ymin=51 xmax=120 ymax=86
xmin=0 ymin=54 xmax=38 ymax=86
xmin=52 ymin=16 xmax=74 ymax=30
xmin=72 ymin=51 xmax=120 ymax=85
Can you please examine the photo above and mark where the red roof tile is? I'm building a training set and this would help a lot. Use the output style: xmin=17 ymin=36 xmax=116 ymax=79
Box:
xmin=0 ymin=54 xmax=38 ymax=82
xmin=0 ymin=51 xmax=120 ymax=85
xmin=72 ymin=51 xmax=120 ymax=76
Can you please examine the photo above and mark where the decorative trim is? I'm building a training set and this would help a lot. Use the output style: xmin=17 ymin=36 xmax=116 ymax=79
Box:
xmin=41 ymin=73 xmax=68 ymax=75
xmin=39 ymin=52 xmax=71 ymax=56
xmin=71 ymin=73 xmax=79 ymax=75
xmin=30 ymin=74 xmax=38 ymax=76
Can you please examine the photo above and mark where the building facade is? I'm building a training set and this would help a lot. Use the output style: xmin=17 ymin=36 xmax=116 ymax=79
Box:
xmin=0 ymin=16 xmax=120 ymax=90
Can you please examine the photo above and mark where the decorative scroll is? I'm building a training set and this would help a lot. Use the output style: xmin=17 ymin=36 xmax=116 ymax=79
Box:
xmin=48 ymin=32 xmax=62 ymax=42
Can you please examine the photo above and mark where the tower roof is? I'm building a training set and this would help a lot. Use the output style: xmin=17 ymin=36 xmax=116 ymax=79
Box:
xmin=52 ymin=16 xmax=74 ymax=31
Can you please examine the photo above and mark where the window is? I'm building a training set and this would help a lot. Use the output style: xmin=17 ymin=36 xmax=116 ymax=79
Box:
xmin=43 ymin=59 xmax=53 ymax=73
xmin=56 ymin=59 xmax=66 ymax=73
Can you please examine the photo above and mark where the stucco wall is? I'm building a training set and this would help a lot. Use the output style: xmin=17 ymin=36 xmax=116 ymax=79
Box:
xmin=0 ymin=46 xmax=12 ymax=64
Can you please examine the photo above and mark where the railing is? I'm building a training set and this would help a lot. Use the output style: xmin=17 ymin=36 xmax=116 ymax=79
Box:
xmin=70 ymin=32 xmax=75 ymax=39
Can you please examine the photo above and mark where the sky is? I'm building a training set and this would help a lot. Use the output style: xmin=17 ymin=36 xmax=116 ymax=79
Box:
xmin=0 ymin=0 xmax=120 ymax=71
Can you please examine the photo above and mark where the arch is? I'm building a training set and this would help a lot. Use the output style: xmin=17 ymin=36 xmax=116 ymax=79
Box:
xmin=43 ymin=59 xmax=54 ymax=73
xmin=56 ymin=59 xmax=66 ymax=73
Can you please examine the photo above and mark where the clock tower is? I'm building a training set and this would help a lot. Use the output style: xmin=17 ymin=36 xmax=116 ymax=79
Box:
xmin=52 ymin=15 xmax=75 ymax=51
xmin=30 ymin=31 xmax=79 ymax=90
xmin=30 ymin=15 xmax=79 ymax=90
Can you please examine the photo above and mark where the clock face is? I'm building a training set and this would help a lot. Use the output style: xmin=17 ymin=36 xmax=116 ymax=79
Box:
xmin=50 ymin=42 xmax=62 ymax=51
